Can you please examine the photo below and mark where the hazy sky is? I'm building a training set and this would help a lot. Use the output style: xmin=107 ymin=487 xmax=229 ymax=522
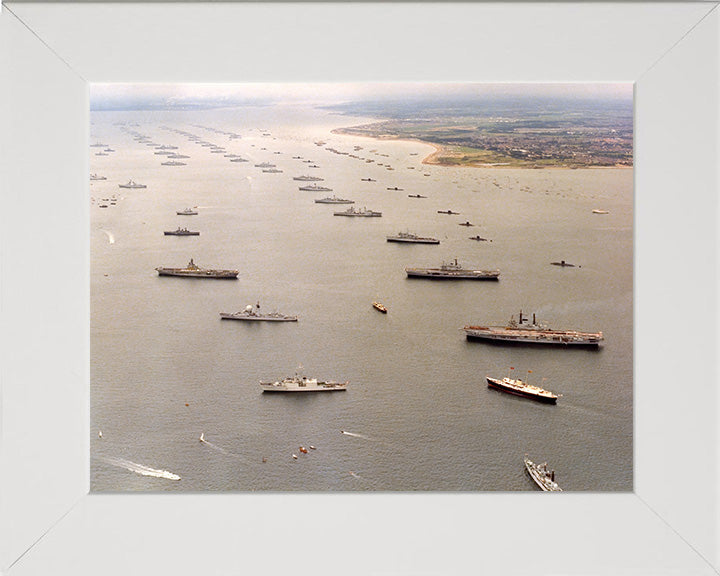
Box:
xmin=91 ymin=82 xmax=633 ymax=109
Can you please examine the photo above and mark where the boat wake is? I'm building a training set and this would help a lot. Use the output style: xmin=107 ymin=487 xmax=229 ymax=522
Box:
xmin=341 ymin=430 xmax=373 ymax=441
xmin=101 ymin=456 xmax=181 ymax=480
xmin=101 ymin=230 xmax=115 ymax=244
xmin=199 ymin=433 xmax=249 ymax=462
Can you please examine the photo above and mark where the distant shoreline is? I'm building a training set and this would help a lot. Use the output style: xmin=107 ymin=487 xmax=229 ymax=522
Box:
xmin=331 ymin=126 xmax=633 ymax=170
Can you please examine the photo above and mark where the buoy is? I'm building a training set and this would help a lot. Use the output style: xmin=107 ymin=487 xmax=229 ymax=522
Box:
xmin=185 ymin=403 xmax=189 ymax=407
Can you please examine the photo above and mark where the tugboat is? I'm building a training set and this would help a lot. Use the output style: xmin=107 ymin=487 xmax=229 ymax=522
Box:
xmin=155 ymin=259 xmax=238 ymax=279
xmin=372 ymin=302 xmax=388 ymax=313
xmin=463 ymin=311 xmax=603 ymax=346
xmin=164 ymin=227 xmax=199 ymax=236
xmin=333 ymin=206 xmax=382 ymax=217
xmin=386 ymin=231 xmax=440 ymax=245
xmin=486 ymin=374 xmax=558 ymax=403
xmin=220 ymin=302 xmax=297 ymax=322
xmin=524 ymin=456 xmax=562 ymax=491
xmin=405 ymin=259 xmax=499 ymax=280
xmin=260 ymin=374 xmax=348 ymax=393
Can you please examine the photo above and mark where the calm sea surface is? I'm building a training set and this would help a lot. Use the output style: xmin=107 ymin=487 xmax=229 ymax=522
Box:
xmin=90 ymin=104 xmax=633 ymax=492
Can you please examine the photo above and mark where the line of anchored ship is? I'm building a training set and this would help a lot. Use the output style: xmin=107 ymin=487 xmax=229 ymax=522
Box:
xmin=97 ymin=129 xmax=605 ymax=491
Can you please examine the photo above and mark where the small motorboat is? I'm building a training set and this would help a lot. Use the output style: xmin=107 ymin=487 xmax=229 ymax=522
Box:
xmin=372 ymin=302 xmax=388 ymax=313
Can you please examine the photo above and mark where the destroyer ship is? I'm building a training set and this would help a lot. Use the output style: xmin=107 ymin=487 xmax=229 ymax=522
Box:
xmin=486 ymin=375 xmax=558 ymax=403
xmin=405 ymin=259 xmax=499 ymax=279
xmin=260 ymin=374 xmax=348 ymax=393
xmin=164 ymin=227 xmax=199 ymax=236
xmin=118 ymin=179 xmax=146 ymax=189
xmin=387 ymin=231 xmax=440 ymax=244
xmin=293 ymin=175 xmax=324 ymax=181
xmin=524 ymin=456 xmax=562 ymax=491
xmin=463 ymin=311 xmax=603 ymax=346
xmin=220 ymin=303 xmax=297 ymax=322
xmin=155 ymin=258 xmax=238 ymax=279
xmin=299 ymin=183 xmax=332 ymax=192
xmin=314 ymin=196 xmax=354 ymax=204
xmin=334 ymin=206 xmax=382 ymax=217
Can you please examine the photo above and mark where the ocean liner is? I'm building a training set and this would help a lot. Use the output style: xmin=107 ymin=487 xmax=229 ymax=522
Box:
xmin=486 ymin=375 xmax=558 ymax=403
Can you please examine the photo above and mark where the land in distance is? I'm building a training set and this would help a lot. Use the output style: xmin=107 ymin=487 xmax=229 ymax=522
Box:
xmin=328 ymin=95 xmax=632 ymax=169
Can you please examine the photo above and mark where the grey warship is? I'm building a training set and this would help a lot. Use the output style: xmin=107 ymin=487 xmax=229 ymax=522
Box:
xmin=299 ymin=183 xmax=332 ymax=192
xmin=164 ymin=227 xmax=199 ymax=236
xmin=386 ymin=231 xmax=440 ymax=244
xmin=405 ymin=258 xmax=499 ymax=279
xmin=314 ymin=196 xmax=354 ymax=204
xmin=334 ymin=206 xmax=382 ymax=217
xmin=220 ymin=303 xmax=297 ymax=322
xmin=463 ymin=311 xmax=603 ymax=346
xmin=524 ymin=456 xmax=562 ymax=491
xmin=156 ymin=258 xmax=238 ymax=279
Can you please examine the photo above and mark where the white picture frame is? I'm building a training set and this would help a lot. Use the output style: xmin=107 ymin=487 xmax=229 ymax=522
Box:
xmin=1 ymin=2 xmax=718 ymax=574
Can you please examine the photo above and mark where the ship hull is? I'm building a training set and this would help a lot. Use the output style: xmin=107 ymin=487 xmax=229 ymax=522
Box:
xmin=220 ymin=313 xmax=297 ymax=322
xmin=465 ymin=328 xmax=601 ymax=346
xmin=157 ymin=269 xmax=238 ymax=279
xmin=406 ymin=270 xmax=499 ymax=280
xmin=486 ymin=377 xmax=557 ymax=404
xmin=387 ymin=237 xmax=440 ymax=244
xmin=524 ymin=457 xmax=562 ymax=491
xmin=164 ymin=232 xmax=199 ymax=236
xmin=260 ymin=384 xmax=347 ymax=393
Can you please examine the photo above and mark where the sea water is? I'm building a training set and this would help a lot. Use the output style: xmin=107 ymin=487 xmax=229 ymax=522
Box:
xmin=90 ymin=104 xmax=632 ymax=491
